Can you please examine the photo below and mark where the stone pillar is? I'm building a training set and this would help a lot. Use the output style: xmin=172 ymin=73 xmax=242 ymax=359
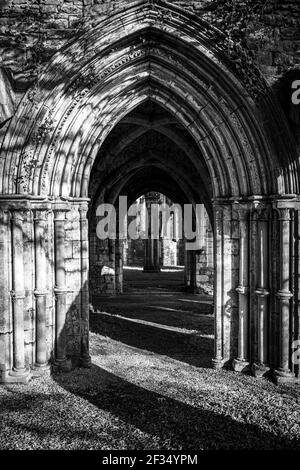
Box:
xmin=184 ymin=243 xmax=191 ymax=288
xmin=212 ymin=205 xmax=224 ymax=369
xmin=143 ymin=195 xmax=161 ymax=273
xmin=53 ymin=209 xmax=72 ymax=372
xmin=79 ymin=205 xmax=91 ymax=368
xmin=0 ymin=209 xmax=12 ymax=382
xmin=9 ymin=210 xmax=30 ymax=382
xmin=275 ymin=208 xmax=294 ymax=384
xmin=252 ymin=207 xmax=270 ymax=377
xmin=33 ymin=209 xmax=50 ymax=372
xmin=233 ymin=207 xmax=250 ymax=372
xmin=222 ymin=205 xmax=236 ymax=361
xmin=295 ymin=209 xmax=300 ymax=378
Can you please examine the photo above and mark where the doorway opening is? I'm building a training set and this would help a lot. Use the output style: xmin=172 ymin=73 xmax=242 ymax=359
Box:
xmin=88 ymin=100 xmax=215 ymax=367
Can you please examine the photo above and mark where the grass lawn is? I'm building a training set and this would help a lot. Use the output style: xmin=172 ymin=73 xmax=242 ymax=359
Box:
xmin=0 ymin=329 xmax=300 ymax=450
xmin=0 ymin=270 xmax=299 ymax=450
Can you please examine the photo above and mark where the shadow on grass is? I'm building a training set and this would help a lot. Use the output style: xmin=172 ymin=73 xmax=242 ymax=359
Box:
xmin=90 ymin=311 xmax=214 ymax=368
xmin=53 ymin=365 xmax=300 ymax=450
xmin=92 ymin=295 xmax=213 ymax=329
xmin=123 ymin=268 xmax=186 ymax=293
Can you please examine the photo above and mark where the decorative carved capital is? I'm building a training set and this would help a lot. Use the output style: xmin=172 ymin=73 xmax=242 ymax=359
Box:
xmin=10 ymin=210 xmax=24 ymax=223
xmin=33 ymin=209 xmax=48 ymax=223
xmin=213 ymin=204 xmax=225 ymax=221
xmin=232 ymin=203 xmax=250 ymax=222
xmin=53 ymin=210 xmax=67 ymax=222
xmin=79 ymin=204 xmax=89 ymax=220
xmin=251 ymin=201 xmax=272 ymax=220
xmin=276 ymin=208 xmax=291 ymax=222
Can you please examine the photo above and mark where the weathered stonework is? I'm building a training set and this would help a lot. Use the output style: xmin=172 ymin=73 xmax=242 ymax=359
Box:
xmin=0 ymin=0 xmax=299 ymax=384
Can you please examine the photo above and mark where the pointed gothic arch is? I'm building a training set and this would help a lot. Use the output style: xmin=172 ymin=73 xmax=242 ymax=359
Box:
xmin=0 ymin=0 xmax=299 ymax=384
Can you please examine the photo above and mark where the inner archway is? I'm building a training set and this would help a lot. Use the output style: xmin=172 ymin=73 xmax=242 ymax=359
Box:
xmin=88 ymin=100 xmax=214 ymax=298
xmin=123 ymin=192 xmax=186 ymax=294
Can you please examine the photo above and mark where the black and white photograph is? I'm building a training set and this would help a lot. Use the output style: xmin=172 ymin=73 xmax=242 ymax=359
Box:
xmin=0 ymin=0 xmax=300 ymax=457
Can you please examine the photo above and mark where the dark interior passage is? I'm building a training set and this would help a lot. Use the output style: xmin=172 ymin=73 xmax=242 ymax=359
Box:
xmin=123 ymin=266 xmax=185 ymax=293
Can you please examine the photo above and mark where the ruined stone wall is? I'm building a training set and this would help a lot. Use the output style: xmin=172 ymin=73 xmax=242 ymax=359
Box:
xmin=0 ymin=0 xmax=299 ymax=177
xmin=1 ymin=0 xmax=299 ymax=155
xmin=0 ymin=1 xmax=299 ymax=89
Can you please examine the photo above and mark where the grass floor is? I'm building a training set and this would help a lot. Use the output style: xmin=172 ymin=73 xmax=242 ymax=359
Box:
xmin=0 ymin=330 xmax=300 ymax=450
xmin=0 ymin=270 xmax=299 ymax=450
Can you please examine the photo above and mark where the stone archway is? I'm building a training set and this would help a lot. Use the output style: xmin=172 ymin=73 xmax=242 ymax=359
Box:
xmin=0 ymin=0 xmax=299 ymax=384
xmin=87 ymin=99 xmax=214 ymax=297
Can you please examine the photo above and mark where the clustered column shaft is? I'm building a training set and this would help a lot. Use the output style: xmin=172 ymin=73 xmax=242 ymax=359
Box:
xmin=79 ymin=205 xmax=91 ymax=368
xmin=233 ymin=208 xmax=249 ymax=372
xmin=252 ymin=210 xmax=270 ymax=377
xmin=275 ymin=208 xmax=294 ymax=383
xmin=10 ymin=210 xmax=30 ymax=381
xmin=212 ymin=205 xmax=223 ymax=369
xmin=34 ymin=210 xmax=49 ymax=370
xmin=53 ymin=210 xmax=71 ymax=371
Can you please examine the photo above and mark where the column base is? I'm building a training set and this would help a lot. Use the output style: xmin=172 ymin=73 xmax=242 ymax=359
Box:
xmin=52 ymin=358 xmax=72 ymax=373
xmin=1 ymin=367 xmax=31 ymax=384
xmin=251 ymin=363 xmax=270 ymax=378
xmin=274 ymin=369 xmax=297 ymax=385
xmin=232 ymin=358 xmax=250 ymax=373
xmin=212 ymin=357 xmax=224 ymax=370
xmin=32 ymin=363 xmax=52 ymax=377
xmin=80 ymin=355 xmax=92 ymax=368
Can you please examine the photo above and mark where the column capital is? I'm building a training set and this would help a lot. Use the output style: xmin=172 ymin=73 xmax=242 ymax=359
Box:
xmin=251 ymin=201 xmax=272 ymax=219
xmin=79 ymin=203 xmax=89 ymax=219
xmin=232 ymin=203 xmax=251 ymax=221
xmin=213 ymin=204 xmax=225 ymax=220
xmin=33 ymin=209 xmax=49 ymax=222
xmin=10 ymin=209 xmax=25 ymax=222
xmin=274 ymin=207 xmax=291 ymax=221
xmin=53 ymin=209 xmax=67 ymax=222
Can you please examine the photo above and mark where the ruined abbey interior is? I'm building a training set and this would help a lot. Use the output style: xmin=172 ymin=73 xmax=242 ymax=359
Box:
xmin=0 ymin=0 xmax=300 ymax=386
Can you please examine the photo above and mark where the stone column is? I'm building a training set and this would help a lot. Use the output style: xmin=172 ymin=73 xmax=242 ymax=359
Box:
xmin=33 ymin=209 xmax=50 ymax=372
xmin=222 ymin=205 xmax=235 ymax=361
xmin=275 ymin=208 xmax=294 ymax=383
xmin=212 ymin=205 xmax=224 ymax=369
xmin=143 ymin=195 xmax=161 ymax=273
xmin=0 ymin=209 xmax=12 ymax=382
xmin=9 ymin=210 xmax=30 ymax=382
xmin=53 ymin=209 xmax=71 ymax=372
xmin=295 ymin=210 xmax=300 ymax=378
xmin=233 ymin=207 xmax=250 ymax=372
xmin=184 ymin=243 xmax=191 ymax=288
xmin=252 ymin=208 xmax=270 ymax=377
xmin=79 ymin=205 xmax=91 ymax=368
